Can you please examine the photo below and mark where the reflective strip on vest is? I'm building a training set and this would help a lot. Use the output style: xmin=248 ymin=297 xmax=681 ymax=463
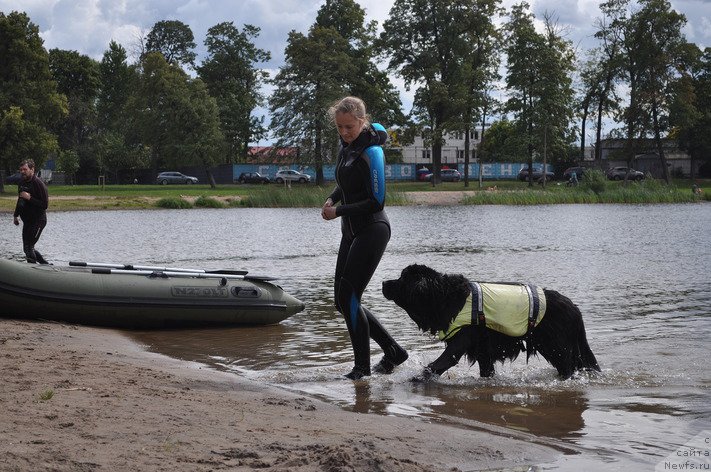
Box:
xmin=438 ymin=283 xmax=546 ymax=340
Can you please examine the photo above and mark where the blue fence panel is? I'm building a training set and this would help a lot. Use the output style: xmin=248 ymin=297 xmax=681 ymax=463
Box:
xmin=234 ymin=162 xmax=552 ymax=181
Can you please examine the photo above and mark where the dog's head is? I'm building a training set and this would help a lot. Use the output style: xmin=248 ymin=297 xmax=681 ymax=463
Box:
xmin=382 ymin=264 xmax=471 ymax=335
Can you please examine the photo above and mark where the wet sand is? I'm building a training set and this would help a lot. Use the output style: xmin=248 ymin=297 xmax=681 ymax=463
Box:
xmin=0 ymin=319 xmax=558 ymax=471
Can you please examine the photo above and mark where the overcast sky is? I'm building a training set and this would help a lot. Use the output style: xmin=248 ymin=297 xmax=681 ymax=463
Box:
xmin=2 ymin=0 xmax=710 ymax=143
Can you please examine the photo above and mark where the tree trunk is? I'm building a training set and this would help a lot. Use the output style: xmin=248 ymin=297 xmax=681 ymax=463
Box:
xmin=651 ymin=99 xmax=670 ymax=183
xmin=315 ymin=120 xmax=324 ymax=186
xmin=478 ymin=105 xmax=487 ymax=189
xmin=464 ymin=122 xmax=470 ymax=188
xmin=205 ymin=167 xmax=217 ymax=188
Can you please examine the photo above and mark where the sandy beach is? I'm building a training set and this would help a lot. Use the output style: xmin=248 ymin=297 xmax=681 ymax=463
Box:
xmin=0 ymin=318 xmax=559 ymax=471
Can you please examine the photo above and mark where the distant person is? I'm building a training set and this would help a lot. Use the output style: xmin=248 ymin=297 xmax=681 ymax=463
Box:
xmin=321 ymin=96 xmax=408 ymax=380
xmin=568 ymin=171 xmax=578 ymax=187
xmin=13 ymin=159 xmax=49 ymax=264
xmin=692 ymin=182 xmax=702 ymax=196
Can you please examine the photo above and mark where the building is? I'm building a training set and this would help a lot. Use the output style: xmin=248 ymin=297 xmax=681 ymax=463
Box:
xmin=398 ymin=128 xmax=487 ymax=166
xmin=598 ymin=138 xmax=698 ymax=178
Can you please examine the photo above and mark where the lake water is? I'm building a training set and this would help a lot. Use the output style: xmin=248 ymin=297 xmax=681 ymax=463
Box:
xmin=2 ymin=203 xmax=710 ymax=470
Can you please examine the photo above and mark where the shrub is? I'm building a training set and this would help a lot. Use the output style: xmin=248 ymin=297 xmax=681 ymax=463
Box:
xmin=194 ymin=195 xmax=224 ymax=208
xmin=156 ymin=197 xmax=193 ymax=209
xmin=580 ymin=169 xmax=608 ymax=195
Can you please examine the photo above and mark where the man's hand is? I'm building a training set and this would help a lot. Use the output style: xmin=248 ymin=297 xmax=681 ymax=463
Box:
xmin=13 ymin=216 xmax=19 ymax=226
xmin=19 ymin=191 xmax=30 ymax=200
xmin=321 ymin=198 xmax=337 ymax=220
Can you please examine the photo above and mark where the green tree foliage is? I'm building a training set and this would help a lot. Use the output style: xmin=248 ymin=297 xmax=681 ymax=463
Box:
xmin=504 ymin=3 xmax=576 ymax=186
xmin=97 ymin=41 xmax=136 ymax=130
xmin=270 ymin=0 xmax=401 ymax=185
xmin=631 ymin=0 xmax=688 ymax=183
xmin=448 ymin=0 xmax=502 ymax=187
xmin=48 ymin=48 xmax=101 ymax=176
xmin=669 ymin=46 xmax=711 ymax=179
xmin=125 ymin=52 xmax=223 ymax=186
xmin=380 ymin=0 xmax=471 ymax=185
xmin=197 ymin=22 xmax=271 ymax=162
xmin=145 ymin=20 xmax=197 ymax=70
xmin=0 ymin=11 xmax=66 ymax=176
xmin=56 ymin=148 xmax=79 ymax=184
xmin=479 ymin=119 xmax=527 ymax=162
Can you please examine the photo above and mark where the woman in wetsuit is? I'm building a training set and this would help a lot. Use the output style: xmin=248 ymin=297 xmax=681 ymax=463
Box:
xmin=321 ymin=96 xmax=408 ymax=380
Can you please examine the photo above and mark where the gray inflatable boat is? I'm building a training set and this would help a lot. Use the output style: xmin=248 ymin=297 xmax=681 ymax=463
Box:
xmin=0 ymin=259 xmax=305 ymax=328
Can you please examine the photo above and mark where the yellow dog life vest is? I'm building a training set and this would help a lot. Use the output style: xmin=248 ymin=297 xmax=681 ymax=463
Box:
xmin=438 ymin=283 xmax=546 ymax=340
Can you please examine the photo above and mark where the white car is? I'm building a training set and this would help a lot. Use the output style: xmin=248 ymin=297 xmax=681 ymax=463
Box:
xmin=274 ymin=169 xmax=311 ymax=184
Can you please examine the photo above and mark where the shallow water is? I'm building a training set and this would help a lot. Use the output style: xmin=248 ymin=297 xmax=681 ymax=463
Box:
xmin=2 ymin=203 xmax=710 ymax=470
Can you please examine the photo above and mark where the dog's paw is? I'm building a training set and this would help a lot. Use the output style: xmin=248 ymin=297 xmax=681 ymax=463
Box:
xmin=410 ymin=367 xmax=436 ymax=383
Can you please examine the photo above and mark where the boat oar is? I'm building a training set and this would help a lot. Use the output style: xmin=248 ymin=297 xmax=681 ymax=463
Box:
xmin=89 ymin=267 xmax=276 ymax=282
xmin=70 ymin=261 xmax=248 ymax=276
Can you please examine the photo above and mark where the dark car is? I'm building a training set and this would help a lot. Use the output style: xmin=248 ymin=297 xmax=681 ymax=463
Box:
xmin=416 ymin=168 xmax=431 ymax=181
xmin=518 ymin=166 xmax=555 ymax=181
xmin=5 ymin=172 xmax=21 ymax=184
xmin=236 ymin=172 xmax=270 ymax=184
xmin=606 ymin=167 xmax=644 ymax=181
xmin=156 ymin=172 xmax=199 ymax=185
xmin=563 ymin=166 xmax=586 ymax=181
xmin=425 ymin=169 xmax=462 ymax=182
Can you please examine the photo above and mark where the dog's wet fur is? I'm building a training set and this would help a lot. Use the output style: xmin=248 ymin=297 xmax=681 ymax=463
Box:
xmin=382 ymin=264 xmax=600 ymax=380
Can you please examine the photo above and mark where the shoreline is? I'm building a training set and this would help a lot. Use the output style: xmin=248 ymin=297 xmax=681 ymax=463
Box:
xmin=0 ymin=318 xmax=558 ymax=471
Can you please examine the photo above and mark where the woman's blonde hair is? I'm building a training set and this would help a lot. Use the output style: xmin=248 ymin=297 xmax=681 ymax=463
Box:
xmin=328 ymin=96 xmax=371 ymax=127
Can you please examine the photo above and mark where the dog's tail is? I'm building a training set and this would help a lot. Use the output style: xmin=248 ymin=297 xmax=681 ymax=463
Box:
xmin=576 ymin=322 xmax=601 ymax=372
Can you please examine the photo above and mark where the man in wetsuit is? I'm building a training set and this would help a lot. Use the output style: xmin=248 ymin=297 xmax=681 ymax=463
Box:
xmin=13 ymin=159 xmax=49 ymax=264
xmin=322 ymin=96 xmax=408 ymax=380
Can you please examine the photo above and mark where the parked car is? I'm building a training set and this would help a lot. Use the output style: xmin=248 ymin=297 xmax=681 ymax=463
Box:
xmin=563 ymin=166 xmax=586 ymax=181
xmin=518 ymin=166 xmax=555 ymax=181
xmin=606 ymin=167 xmax=645 ymax=181
xmin=5 ymin=172 xmax=21 ymax=184
xmin=236 ymin=172 xmax=270 ymax=184
xmin=155 ymin=172 xmax=199 ymax=185
xmin=274 ymin=169 xmax=311 ymax=184
xmin=416 ymin=167 xmax=431 ymax=181
xmin=425 ymin=168 xmax=462 ymax=182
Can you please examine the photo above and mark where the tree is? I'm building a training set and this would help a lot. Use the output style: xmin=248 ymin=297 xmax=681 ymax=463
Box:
xmin=97 ymin=41 xmax=136 ymax=131
xmin=270 ymin=0 xmax=401 ymax=185
xmin=587 ymin=0 xmax=626 ymax=166
xmin=145 ymin=20 xmax=197 ymax=70
xmin=0 ymin=11 xmax=66 ymax=182
xmin=48 ymin=48 xmax=101 ymax=179
xmin=479 ymin=119 xmax=527 ymax=161
xmin=270 ymin=27 xmax=352 ymax=185
xmin=125 ymin=53 xmax=223 ymax=186
xmin=197 ymin=22 xmax=271 ymax=162
xmin=447 ymin=0 xmax=502 ymax=188
xmin=504 ymin=3 xmax=576 ymax=186
xmin=632 ymin=0 xmax=688 ymax=183
xmin=380 ymin=0 xmax=472 ymax=185
xmin=669 ymin=46 xmax=711 ymax=179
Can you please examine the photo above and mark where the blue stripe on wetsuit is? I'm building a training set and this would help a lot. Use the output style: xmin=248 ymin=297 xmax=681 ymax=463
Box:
xmin=364 ymin=145 xmax=386 ymax=206
xmin=350 ymin=292 xmax=360 ymax=329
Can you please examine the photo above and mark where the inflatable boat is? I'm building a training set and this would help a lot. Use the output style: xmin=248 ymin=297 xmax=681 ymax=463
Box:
xmin=0 ymin=259 xmax=305 ymax=328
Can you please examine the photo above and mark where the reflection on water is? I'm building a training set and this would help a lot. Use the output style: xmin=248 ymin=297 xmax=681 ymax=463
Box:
xmin=2 ymin=203 xmax=710 ymax=469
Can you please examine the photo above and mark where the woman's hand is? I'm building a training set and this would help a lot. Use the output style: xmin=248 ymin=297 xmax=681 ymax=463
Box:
xmin=321 ymin=198 xmax=337 ymax=220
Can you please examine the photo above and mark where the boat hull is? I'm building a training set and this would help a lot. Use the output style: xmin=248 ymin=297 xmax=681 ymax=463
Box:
xmin=0 ymin=259 xmax=305 ymax=328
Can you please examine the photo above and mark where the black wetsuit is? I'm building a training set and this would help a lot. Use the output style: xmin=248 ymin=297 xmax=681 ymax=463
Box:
xmin=14 ymin=174 xmax=49 ymax=264
xmin=328 ymin=124 xmax=405 ymax=377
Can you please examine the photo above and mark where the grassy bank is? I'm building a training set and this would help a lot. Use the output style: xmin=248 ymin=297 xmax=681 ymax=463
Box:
xmin=461 ymin=176 xmax=706 ymax=205
xmin=0 ymin=178 xmax=707 ymax=211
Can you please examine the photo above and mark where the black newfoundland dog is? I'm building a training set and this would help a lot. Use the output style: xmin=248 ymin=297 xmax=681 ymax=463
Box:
xmin=382 ymin=264 xmax=600 ymax=380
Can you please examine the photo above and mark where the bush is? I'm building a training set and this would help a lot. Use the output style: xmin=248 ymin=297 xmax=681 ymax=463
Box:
xmin=580 ymin=169 xmax=608 ymax=195
xmin=194 ymin=195 xmax=224 ymax=208
xmin=156 ymin=197 xmax=193 ymax=209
